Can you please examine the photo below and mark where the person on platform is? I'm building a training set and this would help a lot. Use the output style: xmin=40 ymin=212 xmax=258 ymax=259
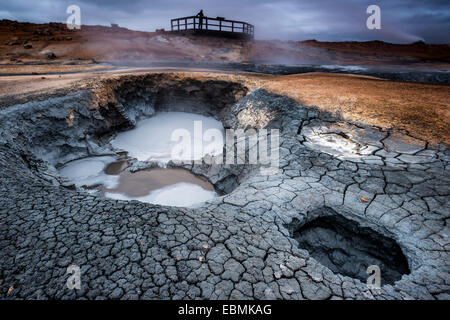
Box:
xmin=196 ymin=9 xmax=204 ymax=29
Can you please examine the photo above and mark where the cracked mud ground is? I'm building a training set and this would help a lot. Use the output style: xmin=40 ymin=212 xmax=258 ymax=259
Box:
xmin=0 ymin=73 xmax=449 ymax=300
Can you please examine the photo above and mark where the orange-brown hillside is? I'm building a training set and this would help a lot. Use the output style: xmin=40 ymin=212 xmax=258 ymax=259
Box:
xmin=2 ymin=19 xmax=450 ymax=67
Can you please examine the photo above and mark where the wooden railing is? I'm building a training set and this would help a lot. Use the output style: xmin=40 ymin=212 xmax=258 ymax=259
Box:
xmin=170 ymin=16 xmax=254 ymax=38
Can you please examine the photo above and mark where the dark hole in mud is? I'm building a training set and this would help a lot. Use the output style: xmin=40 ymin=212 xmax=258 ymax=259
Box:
xmin=287 ymin=214 xmax=410 ymax=286
xmin=214 ymin=174 xmax=239 ymax=195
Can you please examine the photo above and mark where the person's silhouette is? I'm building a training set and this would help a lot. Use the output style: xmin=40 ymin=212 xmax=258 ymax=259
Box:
xmin=196 ymin=9 xmax=204 ymax=29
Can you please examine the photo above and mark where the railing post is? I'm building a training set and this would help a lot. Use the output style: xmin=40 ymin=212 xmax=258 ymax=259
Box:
xmin=232 ymin=21 xmax=234 ymax=32
xmin=177 ymin=19 xmax=180 ymax=31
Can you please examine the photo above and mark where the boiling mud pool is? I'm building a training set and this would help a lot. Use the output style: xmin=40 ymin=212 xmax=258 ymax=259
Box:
xmin=59 ymin=112 xmax=223 ymax=207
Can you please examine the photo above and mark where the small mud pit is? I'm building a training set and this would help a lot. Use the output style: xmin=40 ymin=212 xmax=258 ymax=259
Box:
xmin=59 ymin=156 xmax=119 ymax=188
xmin=60 ymin=157 xmax=217 ymax=207
xmin=57 ymin=108 xmax=226 ymax=207
xmin=58 ymin=110 xmax=227 ymax=207
xmin=60 ymin=156 xmax=217 ymax=207
xmin=288 ymin=214 xmax=410 ymax=286
xmin=102 ymin=168 xmax=217 ymax=207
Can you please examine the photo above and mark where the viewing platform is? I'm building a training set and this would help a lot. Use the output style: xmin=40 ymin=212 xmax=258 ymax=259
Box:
xmin=170 ymin=16 xmax=254 ymax=40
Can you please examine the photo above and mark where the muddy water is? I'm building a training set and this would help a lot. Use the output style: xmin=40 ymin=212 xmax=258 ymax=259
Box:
xmin=104 ymin=160 xmax=129 ymax=175
xmin=102 ymin=167 xmax=215 ymax=198
xmin=58 ymin=110 xmax=223 ymax=206
xmin=59 ymin=156 xmax=217 ymax=206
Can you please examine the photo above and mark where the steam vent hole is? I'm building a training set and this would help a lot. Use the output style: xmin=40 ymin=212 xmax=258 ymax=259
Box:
xmin=289 ymin=214 xmax=410 ymax=286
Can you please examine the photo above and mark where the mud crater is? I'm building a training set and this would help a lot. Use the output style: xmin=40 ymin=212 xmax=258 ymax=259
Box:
xmin=287 ymin=209 xmax=410 ymax=286
xmin=1 ymin=74 xmax=257 ymax=207
xmin=0 ymin=73 xmax=448 ymax=299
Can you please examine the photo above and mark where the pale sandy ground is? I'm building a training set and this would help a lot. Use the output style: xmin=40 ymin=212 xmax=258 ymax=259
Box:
xmin=1 ymin=67 xmax=449 ymax=145
xmin=0 ymin=64 xmax=109 ymax=75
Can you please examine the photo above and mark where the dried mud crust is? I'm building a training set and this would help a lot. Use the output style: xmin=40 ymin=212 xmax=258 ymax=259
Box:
xmin=0 ymin=74 xmax=449 ymax=300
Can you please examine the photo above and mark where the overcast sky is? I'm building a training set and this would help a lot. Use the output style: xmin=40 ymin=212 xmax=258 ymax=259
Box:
xmin=0 ymin=0 xmax=449 ymax=43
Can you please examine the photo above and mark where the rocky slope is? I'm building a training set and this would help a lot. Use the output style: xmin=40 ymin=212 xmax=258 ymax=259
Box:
xmin=1 ymin=19 xmax=449 ymax=67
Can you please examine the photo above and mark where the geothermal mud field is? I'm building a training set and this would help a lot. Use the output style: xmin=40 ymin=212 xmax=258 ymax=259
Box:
xmin=0 ymin=73 xmax=449 ymax=299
